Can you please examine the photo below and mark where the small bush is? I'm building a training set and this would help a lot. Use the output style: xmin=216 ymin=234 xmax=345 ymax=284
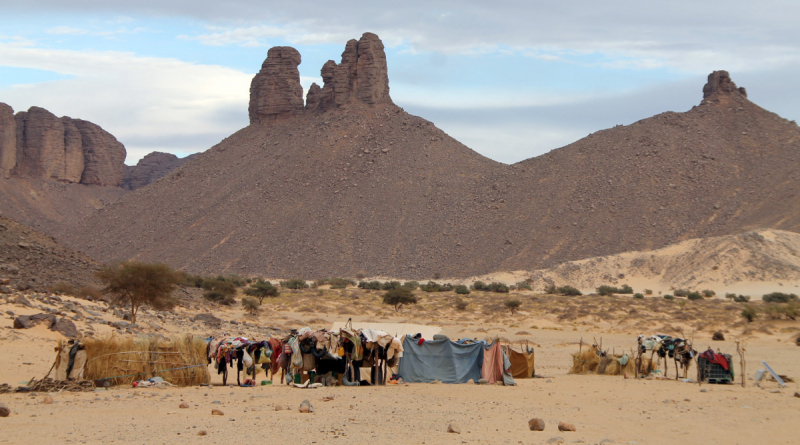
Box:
xmin=455 ymin=300 xmax=469 ymax=311
xmin=382 ymin=288 xmax=418 ymax=311
xmin=433 ymin=272 xmax=441 ymax=280
xmin=544 ymin=283 xmax=557 ymax=294
xmin=618 ymin=284 xmax=633 ymax=294
xmin=712 ymin=331 xmax=725 ymax=341
xmin=504 ymin=299 xmax=522 ymax=315
xmin=633 ymin=293 xmax=644 ymax=299
xmin=488 ymin=282 xmax=509 ymax=293
xmin=201 ymin=278 xmax=237 ymax=296
xmin=741 ymin=305 xmax=758 ymax=322
xmin=762 ymin=292 xmax=799 ymax=303
xmin=402 ymin=281 xmax=420 ymax=290
xmin=241 ymin=296 xmax=261 ymax=315
xmin=280 ymin=279 xmax=309 ymax=289
xmin=663 ymin=294 xmax=674 ymax=300
xmin=454 ymin=284 xmax=471 ymax=295
xmin=204 ymin=291 xmax=235 ymax=305
xmin=644 ymin=289 xmax=653 ymax=295
xmin=358 ymin=281 xmax=382 ymax=290
xmin=420 ymin=281 xmax=454 ymax=292
xmin=226 ymin=275 xmax=247 ymax=287
xmin=725 ymin=293 xmax=737 ymax=300
xmin=381 ymin=281 xmax=403 ymax=291
xmin=243 ymin=279 xmax=279 ymax=303
xmin=733 ymin=295 xmax=750 ymax=303
xmin=596 ymin=285 xmax=617 ymax=296
xmin=687 ymin=291 xmax=703 ymax=301
xmin=674 ymin=289 xmax=689 ymax=297
xmin=557 ymin=285 xmax=582 ymax=296
xmin=471 ymin=281 xmax=489 ymax=291
xmin=701 ymin=289 xmax=716 ymax=298
xmin=515 ymin=281 xmax=532 ymax=291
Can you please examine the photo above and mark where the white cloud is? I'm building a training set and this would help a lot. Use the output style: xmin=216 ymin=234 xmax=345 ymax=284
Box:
xmin=179 ymin=25 xmax=291 ymax=47
xmin=0 ymin=39 xmax=251 ymax=164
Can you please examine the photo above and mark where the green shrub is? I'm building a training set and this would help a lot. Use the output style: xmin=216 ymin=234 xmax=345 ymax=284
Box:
xmin=504 ymin=299 xmax=522 ymax=315
xmin=420 ymin=281 xmax=454 ymax=292
xmin=381 ymin=281 xmax=403 ymax=291
xmin=402 ymin=281 xmax=420 ymax=290
xmin=241 ymin=296 xmax=261 ymax=315
xmin=280 ymin=279 xmax=309 ymax=289
xmin=471 ymin=281 xmax=489 ymax=291
xmin=358 ymin=281 xmax=382 ymax=290
xmin=488 ymin=282 xmax=509 ymax=293
xmin=644 ymin=289 xmax=653 ymax=295
xmin=382 ymin=288 xmax=418 ymax=311
xmin=741 ymin=305 xmax=758 ymax=322
xmin=544 ymin=283 xmax=557 ymax=294
xmin=663 ymin=294 xmax=674 ymax=300
xmin=226 ymin=275 xmax=247 ymax=287
xmin=633 ymin=293 xmax=644 ymax=299
xmin=596 ymin=285 xmax=617 ymax=296
xmin=618 ymin=284 xmax=633 ymax=294
xmin=762 ymin=292 xmax=799 ymax=303
xmin=515 ymin=281 xmax=532 ymax=291
xmin=454 ymin=284 xmax=471 ymax=295
xmin=687 ymin=291 xmax=703 ymax=301
xmin=243 ymin=279 xmax=279 ymax=303
xmin=203 ymin=290 xmax=235 ymax=305
xmin=455 ymin=300 xmax=469 ymax=311
xmin=733 ymin=295 xmax=750 ymax=303
xmin=557 ymin=285 xmax=582 ymax=296
xmin=725 ymin=293 xmax=737 ymax=300
xmin=201 ymin=278 xmax=237 ymax=296
xmin=701 ymin=289 xmax=716 ymax=298
xmin=674 ymin=289 xmax=689 ymax=297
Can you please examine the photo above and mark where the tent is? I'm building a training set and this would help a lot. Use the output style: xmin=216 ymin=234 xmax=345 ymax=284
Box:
xmin=506 ymin=347 xmax=535 ymax=378
xmin=397 ymin=335 xmax=483 ymax=383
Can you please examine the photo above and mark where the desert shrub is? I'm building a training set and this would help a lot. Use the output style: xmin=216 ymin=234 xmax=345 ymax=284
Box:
xmin=515 ymin=281 xmax=532 ymax=291
xmin=504 ymin=299 xmax=522 ymax=315
xmin=633 ymin=293 xmax=644 ymax=299
xmin=280 ymin=279 xmax=309 ymax=289
xmin=327 ymin=278 xmax=355 ymax=289
xmin=687 ymin=291 xmax=703 ymax=301
xmin=381 ymin=281 xmax=403 ymax=291
xmin=204 ymin=291 xmax=235 ymax=305
xmin=741 ymin=305 xmax=758 ymax=322
xmin=785 ymin=303 xmax=800 ymax=320
xmin=420 ymin=281 xmax=454 ymax=292
xmin=596 ymin=285 xmax=617 ymax=296
xmin=358 ymin=281 xmax=382 ymax=290
xmin=733 ymin=295 xmax=750 ymax=303
xmin=454 ymin=284 xmax=471 ymax=295
xmin=674 ymin=289 xmax=689 ymax=297
xmin=544 ymin=283 xmax=557 ymax=294
xmin=433 ymin=272 xmax=441 ymax=280
xmin=403 ymin=281 xmax=420 ymax=290
xmin=201 ymin=278 xmax=237 ymax=296
xmin=355 ymin=273 xmax=366 ymax=280
xmin=455 ymin=300 xmax=469 ymax=311
xmin=712 ymin=331 xmax=725 ymax=341
xmin=241 ymin=296 xmax=261 ymax=315
xmin=725 ymin=293 xmax=737 ymax=300
xmin=618 ymin=284 xmax=633 ymax=294
xmin=76 ymin=286 xmax=103 ymax=300
xmin=243 ymin=279 xmax=279 ymax=303
xmin=226 ymin=275 xmax=247 ymax=287
xmin=50 ymin=282 xmax=76 ymax=296
xmin=382 ymin=288 xmax=418 ymax=311
xmin=557 ymin=285 xmax=582 ymax=296
xmin=471 ymin=281 xmax=489 ymax=291
xmin=663 ymin=294 xmax=674 ymax=300
xmin=644 ymin=289 xmax=653 ymax=295
xmin=701 ymin=289 xmax=716 ymax=298
xmin=179 ymin=272 xmax=204 ymax=288
xmin=96 ymin=261 xmax=181 ymax=323
xmin=488 ymin=282 xmax=509 ymax=293
xmin=762 ymin=292 xmax=799 ymax=303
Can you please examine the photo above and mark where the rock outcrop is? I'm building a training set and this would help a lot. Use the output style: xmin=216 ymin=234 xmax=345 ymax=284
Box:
xmin=702 ymin=70 xmax=747 ymax=101
xmin=0 ymin=103 xmax=16 ymax=179
xmin=122 ymin=151 xmax=196 ymax=190
xmin=248 ymin=47 xmax=305 ymax=125
xmin=248 ymin=32 xmax=393 ymax=125
xmin=0 ymin=103 xmax=126 ymax=186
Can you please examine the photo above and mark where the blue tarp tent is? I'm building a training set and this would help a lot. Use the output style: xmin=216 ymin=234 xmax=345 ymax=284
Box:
xmin=397 ymin=335 xmax=484 ymax=383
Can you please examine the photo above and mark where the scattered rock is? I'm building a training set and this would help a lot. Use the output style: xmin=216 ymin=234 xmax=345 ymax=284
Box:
xmin=447 ymin=422 xmax=461 ymax=434
xmin=13 ymin=313 xmax=55 ymax=329
xmin=192 ymin=313 xmax=222 ymax=326
xmin=431 ymin=380 xmax=441 ymax=384
xmin=558 ymin=421 xmax=576 ymax=432
xmin=0 ymin=404 xmax=10 ymax=417
xmin=546 ymin=437 xmax=565 ymax=444
xmin=211 ymin=409 xmax=224 ymax=416
xmin=299 ymin=399 xmax=314 ymax=413
xmin=599 ymin=440 xmax=615 ymax=444
xmin=52 ymin=317 xmax=80 ymax=338
xmin=179 ymin=402 xmax=189 ymax=409
xmin=466 ymin=379 xmax=474 ymax=384
xmin=794 ymin=392 xmax=800 ymax=398
xmin=712 ymin=331 xmax=725 ymax=341
xmin=528 ymin=418 xmax=545 ymax=431
xmin=110 ymin=321 xmax=130 ymax=330
xmin=15 ymin=295 xmax=32 ymax=307
xmin=478 ymin=378 xmax=488 ymax=384
xmin=198 ymin=430 xmax=207 ymax=436
xmin=42 ymin=396 xmax=53 ymax=405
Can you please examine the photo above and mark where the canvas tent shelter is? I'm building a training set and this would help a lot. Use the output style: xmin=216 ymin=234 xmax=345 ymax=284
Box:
xmin=397 ymin=335 xmax=484 ymax=383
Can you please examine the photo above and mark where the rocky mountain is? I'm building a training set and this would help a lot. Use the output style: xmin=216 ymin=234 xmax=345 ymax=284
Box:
xmin=0 ymin=215 xmax=100 ymax=292
xmin=122 ymin=152 xmax=198 ymax=191
xmin=65 ymin=33 xmax=800 ymax=279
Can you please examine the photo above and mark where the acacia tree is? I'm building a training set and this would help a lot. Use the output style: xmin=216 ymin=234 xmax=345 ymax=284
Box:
xmin=95 ymin=262 xmax=181 ymax=324
xmin=243 ymin=279 xmax=279 ymax=303
xmin=382 ymin=288 xmax=418 ymax=312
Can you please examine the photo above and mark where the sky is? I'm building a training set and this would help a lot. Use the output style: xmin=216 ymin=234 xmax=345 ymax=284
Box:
xmin=1 ymin=1 xmax=798 ymax=165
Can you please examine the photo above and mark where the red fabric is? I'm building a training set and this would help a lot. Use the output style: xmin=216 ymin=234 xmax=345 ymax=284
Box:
xmin=417 ymin=338 xmax=425 ymax=345
xmin=481 ymin=342 xmax=504 ymax=384
xmin=701 ymin=350 xmax=729 ymax=370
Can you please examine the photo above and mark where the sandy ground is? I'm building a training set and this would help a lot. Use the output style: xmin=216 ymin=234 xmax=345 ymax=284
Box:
xmin=1 ymin=290 xmax=799 ymax=444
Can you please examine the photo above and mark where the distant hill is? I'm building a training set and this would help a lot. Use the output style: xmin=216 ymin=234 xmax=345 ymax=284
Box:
xmin=65 ymin=34 xmax=800 ymax=279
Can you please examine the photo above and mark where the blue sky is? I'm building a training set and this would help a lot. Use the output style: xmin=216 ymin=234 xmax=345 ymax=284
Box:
xmin=1 ymin=1 xmax=798 ymax=164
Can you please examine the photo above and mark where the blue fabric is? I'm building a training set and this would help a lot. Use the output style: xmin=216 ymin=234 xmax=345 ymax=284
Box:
xmin=398 ymin=335 xmax=484 ymax=383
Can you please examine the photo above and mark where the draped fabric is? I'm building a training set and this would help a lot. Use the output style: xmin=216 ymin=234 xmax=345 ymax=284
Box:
xmin=481 ymin=342 xmax=504 ymax=384
xmin=507 ymin=348 xmax=535 ymax=378
xmin=397 ymin=335 xmax=484 ymax=383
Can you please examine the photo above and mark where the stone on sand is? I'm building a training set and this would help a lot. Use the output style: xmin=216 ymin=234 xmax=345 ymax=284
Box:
xmin=211 ymin=408 xmax=224 ymax=416
xmin=179 ymin=402 xmax=189 ymax=409
xmin=299 ymin=399 xmax=314 ymax=413
xmin=528 ymin=418 xmax=545 ymax=431
xmin=558 ymin=421 xmax=576 ymax=431
xmin=0 ymin=404 xmax=10 ymax=417
xmin=447 ymin=422 xmax=461 ymax=434
xmin=42 ymin=396 xmax=53 ymax=405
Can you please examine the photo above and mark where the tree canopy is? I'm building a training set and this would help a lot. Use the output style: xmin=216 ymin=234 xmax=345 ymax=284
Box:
xmin=382 ymin=288 xmax=418 ymax=312
xmin=95 ymin=262 xmax=181 ymax=324
xmin=243 ymin=279 xmax=280 ymax=303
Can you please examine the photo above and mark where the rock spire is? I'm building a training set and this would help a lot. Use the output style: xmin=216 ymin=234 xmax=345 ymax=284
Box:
xmin=702 ymin=70 xmax=747 ymax=102
xmin=248 ymin=46 xmax=305 ymax=125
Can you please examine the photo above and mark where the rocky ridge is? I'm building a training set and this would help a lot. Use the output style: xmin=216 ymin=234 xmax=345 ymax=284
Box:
xmin=0 ymin=104 xmax=126 ymax=186
xmin=122 ymin=152 xmax=198 ymax=191
xmin=60 ymin=37 xmax=800 ymax=278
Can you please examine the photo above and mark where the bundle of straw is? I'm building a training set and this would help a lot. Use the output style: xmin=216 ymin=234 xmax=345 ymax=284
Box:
xmin=569 ymin=347 xmax=602 ymax=374
xmin=83 ymin=334 xmax=210 ymax=386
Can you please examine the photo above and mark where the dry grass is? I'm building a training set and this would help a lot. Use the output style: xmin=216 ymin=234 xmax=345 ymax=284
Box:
xmin=83 ymin=334 xmax=209 ymax=387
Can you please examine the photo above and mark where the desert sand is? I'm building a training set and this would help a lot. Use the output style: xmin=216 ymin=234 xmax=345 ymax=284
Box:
xmin=1 ymin=288 xmax=798 ymax=445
